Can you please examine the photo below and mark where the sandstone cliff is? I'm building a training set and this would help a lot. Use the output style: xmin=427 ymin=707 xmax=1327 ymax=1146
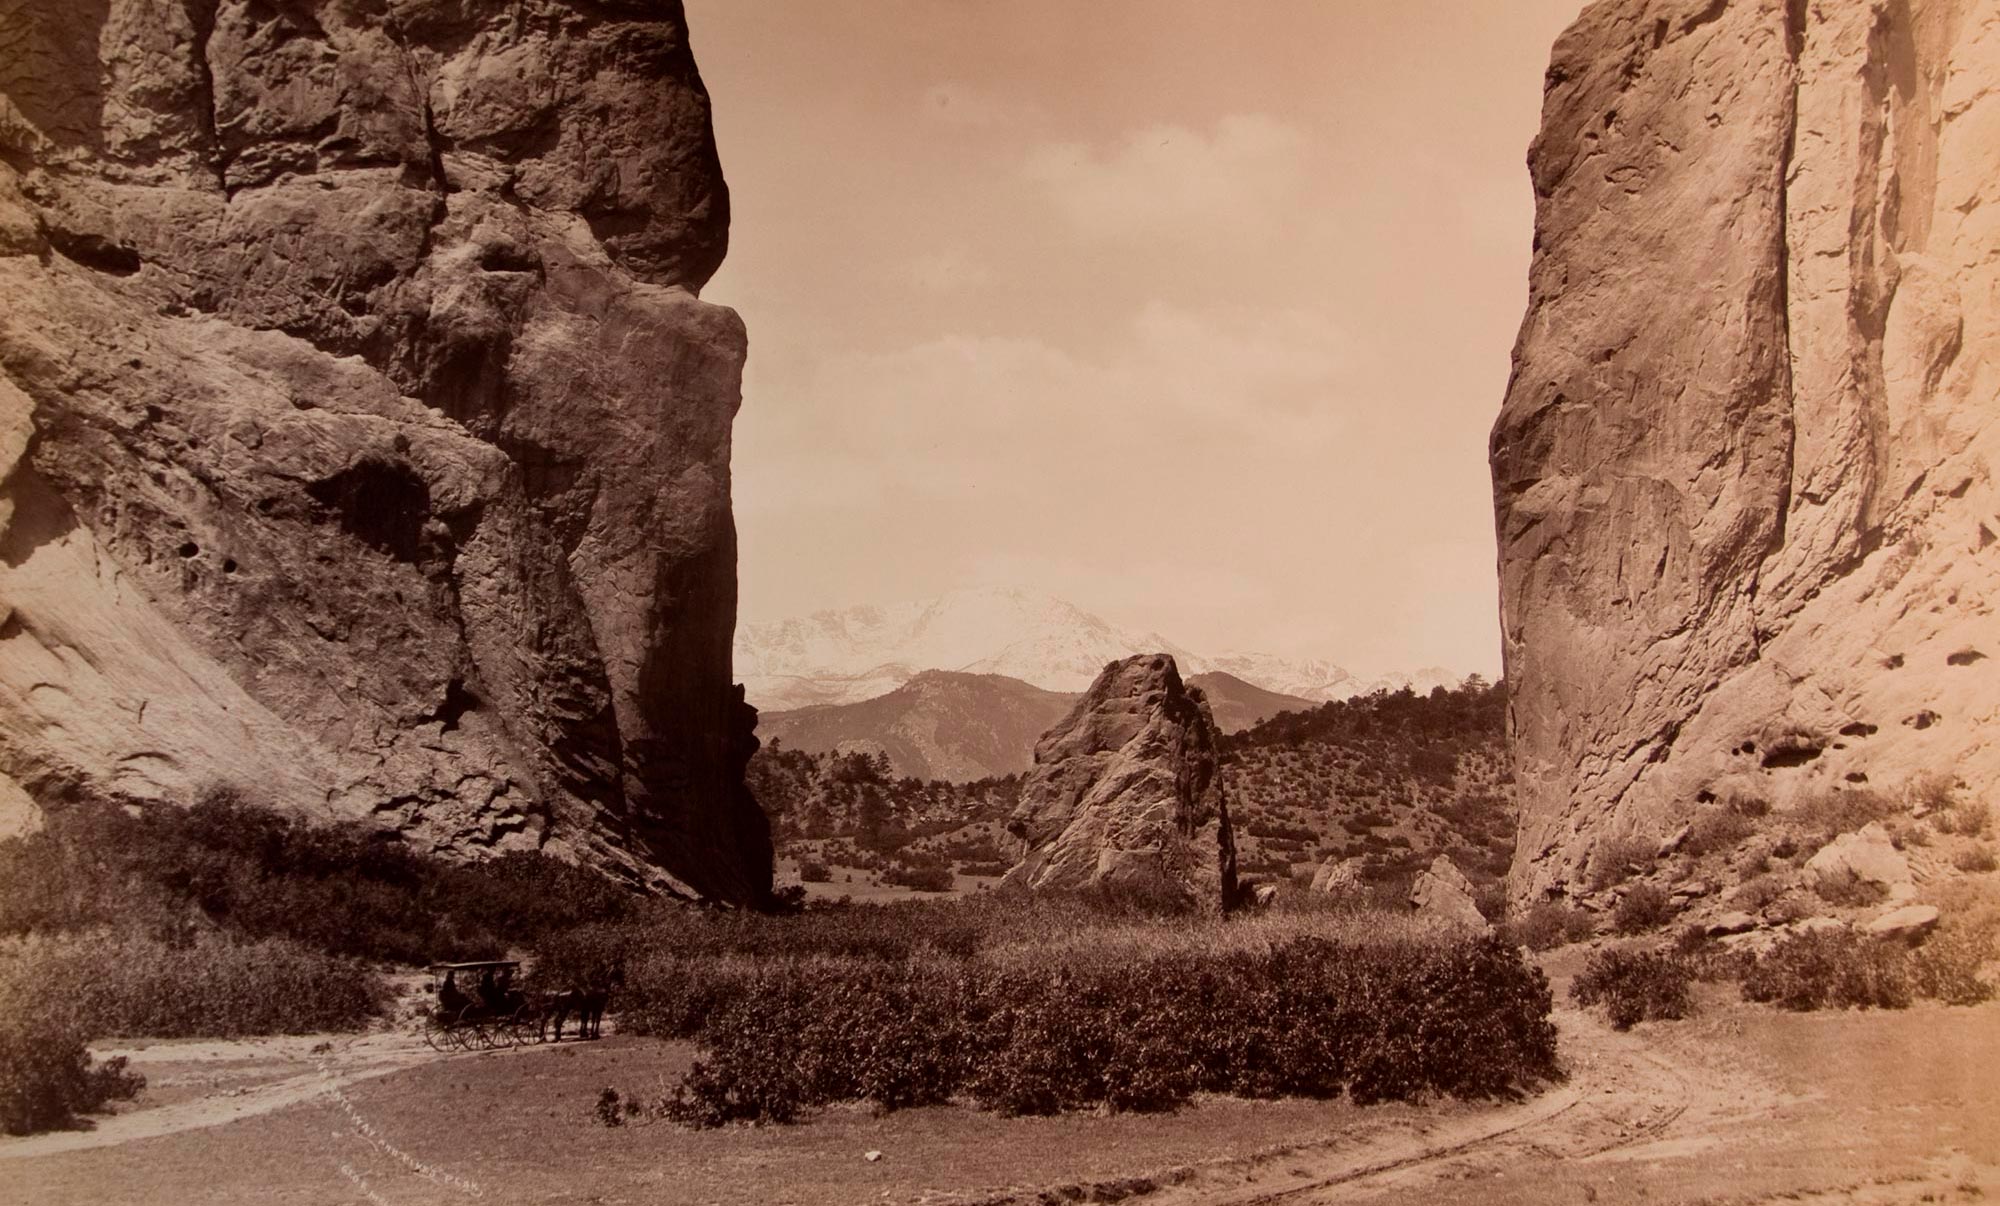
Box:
xmin=1001 ymin=655 xmax=1239 ymax=909
xmin=0 ymin=0 xmax=772 ymax=903
xmin=1495 ymin=0 xmax=1999 ymax=901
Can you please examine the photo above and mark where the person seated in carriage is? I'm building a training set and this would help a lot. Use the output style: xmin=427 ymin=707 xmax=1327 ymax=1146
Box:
xmin=438 ymin=970 xmax=471 ymax=1018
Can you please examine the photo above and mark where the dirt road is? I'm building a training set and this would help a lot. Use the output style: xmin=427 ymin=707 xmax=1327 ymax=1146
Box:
xmin=4 ymin=990 xmax=1994 ymax=1204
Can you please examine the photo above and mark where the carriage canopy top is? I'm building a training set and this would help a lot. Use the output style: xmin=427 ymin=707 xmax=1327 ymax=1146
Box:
xmin=427 ymin=960 xmax=521 ymax=973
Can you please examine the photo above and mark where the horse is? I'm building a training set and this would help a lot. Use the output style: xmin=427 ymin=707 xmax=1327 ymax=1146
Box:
xmin=535 ymin=962 xmax=623 ymax=1042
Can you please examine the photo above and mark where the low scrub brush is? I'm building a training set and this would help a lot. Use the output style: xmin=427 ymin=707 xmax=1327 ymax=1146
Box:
xmin=0 ymin=1016 xmax=144 ymax=1135
xmin=651 ymin=933 xmax=1559 ymax=1127
xmin=1741 ymin=929 xmax=1991 ymax=1011
xmin=1569 ymin=949 xmax=1695 ymax=1030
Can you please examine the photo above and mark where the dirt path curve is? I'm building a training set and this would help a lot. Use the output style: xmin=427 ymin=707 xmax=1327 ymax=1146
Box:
xmin=972 ymin=1005 xmax=1769 ymax=1206
xmin=0 ymin=1031 xmax=464 ymax=1161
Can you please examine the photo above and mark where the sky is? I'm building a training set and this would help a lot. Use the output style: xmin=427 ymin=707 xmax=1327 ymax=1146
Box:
xmin=685 ymin=1 xmax=1588 ymax=679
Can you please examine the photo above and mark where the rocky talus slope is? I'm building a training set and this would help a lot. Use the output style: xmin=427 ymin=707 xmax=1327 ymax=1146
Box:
xmin=1495 ymin=0 xmax=2000 ymax=901
xmin=0 ymin=0 xmax=771 ymax=903
xmin=1002 ymin=655 xmax=1239 ymax=909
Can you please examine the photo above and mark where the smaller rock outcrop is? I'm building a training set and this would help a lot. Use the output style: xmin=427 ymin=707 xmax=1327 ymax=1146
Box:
xmin=1805 ymin=825 xmax=1916 ymax=903
xmin=1309 ymin=857 xmax=1366 ymax=897
xmin=1001 ymin=655 xmax=1237 ymax=909
xmin=1864 ymin=904 xmax=1941 ymax=945
xmin=1706 ymin=911 xmax=1761 ymax=938
xmin=1409 ymin=856 xmax=1488 ymax=930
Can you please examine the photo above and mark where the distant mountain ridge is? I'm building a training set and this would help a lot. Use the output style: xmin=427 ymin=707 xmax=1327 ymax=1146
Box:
xmin=757 ymin=667 xmax=1320 ymax=783
xmin=759 ymin=671 xmax=1075 ymax=782
xmin=1185 ymin=672 xmax=1318 ymax=736
xmin=737 ymin=587 xmax=1457 ymax=712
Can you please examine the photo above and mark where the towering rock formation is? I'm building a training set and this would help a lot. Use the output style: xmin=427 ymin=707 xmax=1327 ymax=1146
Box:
xmin=0 ymin=0 xmax=773 ymax=904
xmin=1495 ymin=0 xmax=1999 ymax=901
xmin=1002 ymin=655 xmax=1239 ymax=910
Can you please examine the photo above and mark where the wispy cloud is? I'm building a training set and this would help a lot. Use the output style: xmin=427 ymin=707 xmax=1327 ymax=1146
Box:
xmin=1024 ymin=115 xmax=1308 ymax=239
xmin=735 ymin=303 xmax=1350 ymax=519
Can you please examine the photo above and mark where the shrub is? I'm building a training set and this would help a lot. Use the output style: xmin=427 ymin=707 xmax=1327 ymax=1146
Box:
xmin=956 ymin=860 xmax=1011 ymax=878
xmin=1934 ymin=800 xmax=1992 ymax=839
xmin=650 ymin=931 xmax=1558 ymax=1126
xmin=1504 ymin=901 xmax=1595 ymax=952
xmin=1730 ymin=873 xmax=1790 ymax=912
xmin=1741 ymin=930 xmax=1913 ymax=1011
xmin=0 ymin=931 xmax=384 ymax=1038
xmin=883 ymin=863 xmax=954 ymax=893
xmin=0 ymin=792 xmax=639 ymax=965
xmin=1570 ymin=949 xmax=1695 ymax=1030
xmin=1737 ymin=927 xmax=1992 ymax=1012
xmin=0 ymin=1016 xmax=144 ymax=1135
xmin=797 ymin=858 xmax=832 ymax=883
xmin=1791 ymin=788 xmax=1900 ymax=849
xmin=1588 ymin=836 xmax=1656 ymax=890
xmin=1812 ymin=869 xmax=1889 ymax=908
xmin=1953 ymin=845 xmax=1997 ymax=874
xmin=1683 ymin=808 xmax=1757 ymax=858
xmin=1612 ymin=883 xmax=1674 ymax=935
xmin=1907 ymin=927 xmax=1995 ymax=1006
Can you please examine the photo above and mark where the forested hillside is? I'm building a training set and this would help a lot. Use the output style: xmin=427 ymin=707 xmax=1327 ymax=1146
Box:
xmin=752 ymin=678 xmax=1516 ymax=907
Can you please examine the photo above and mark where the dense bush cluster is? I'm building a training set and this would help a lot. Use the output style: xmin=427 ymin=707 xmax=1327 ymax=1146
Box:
xmin=1503 ymin=901 xmax=1596 ymax=951
xmin=1569 ymin=949 xmax=1695 ymax=1030
xmin=0 ymin=1015 xmax=144 ymax=1136
xmin=0 ymin=791 xmax=638 ymax=964
xmin=1740 ymin=929 xmax=1991 ymax=1011
xmin=1612 ymin=883 xmax=1675 ymax=935
xmin=619 ymin=919 xmax=1557 ymax=1126
xmin=0 ymin=931 xmax=384 ymax=1038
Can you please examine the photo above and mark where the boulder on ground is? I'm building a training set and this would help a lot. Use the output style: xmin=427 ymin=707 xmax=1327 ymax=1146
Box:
xmin=1410 ymin=856 xmax=1488 ymax=930
xmin=1309 ymin=857 xmax=1366 ymax=896
xmin=1001 ymin=655 xmax=1238 ymax=910
xmin=1863 ymin=904 xmax=1941 ymax=945
xmin=1805 ymin=824 xmax=1915 ymax=902
xmin=1706 ymin=911 xmax=1761 ymax=937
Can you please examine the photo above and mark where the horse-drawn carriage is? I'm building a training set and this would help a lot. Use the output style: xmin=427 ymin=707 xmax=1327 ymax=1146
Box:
xmin=421 ymin=960 xmax=541 ymax=1051
xmin=419 ymin=958 xmax=618 ymax=1051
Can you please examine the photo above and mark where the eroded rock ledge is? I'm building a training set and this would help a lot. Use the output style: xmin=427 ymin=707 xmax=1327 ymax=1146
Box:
xmin=0 ymin=0 xmax=772 ymax=904
xmin=1495 ymin=0 xmax=1999 ymax=902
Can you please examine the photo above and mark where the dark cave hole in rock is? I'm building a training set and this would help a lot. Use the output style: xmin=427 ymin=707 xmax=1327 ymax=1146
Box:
xmin=307 ymin=458 xmax=433 ymax=563
xmin=1946 ymin=649 xmax=1986 ymax=666
xmin=222 ymin=558 xmax=238 ymax=574
xmin=1838 ymin=722 xmax=1878 ymax=737
xmin=1760 ymin=738 xmax=1823 ymax=770
xmin=177 ymin=541 xmax=198 ymax=558
xmin=435 ymin=678 xmax=478 ymax=733
xmin=46 ymin=228 xmax=142 ymax=276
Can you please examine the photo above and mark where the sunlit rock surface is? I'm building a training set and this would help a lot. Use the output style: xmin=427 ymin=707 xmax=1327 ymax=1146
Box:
xmin=0 ymin=0 xmax=771 ymax=904
xmin=1002 ymin=655 xmax=1239 ymax=909
xmin=1495 ymin=0 xmax=2000 ymax=901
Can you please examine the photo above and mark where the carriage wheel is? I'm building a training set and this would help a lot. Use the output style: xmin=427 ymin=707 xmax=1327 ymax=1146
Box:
xmin=422 ymin=1014 xmax=452 ymax=1053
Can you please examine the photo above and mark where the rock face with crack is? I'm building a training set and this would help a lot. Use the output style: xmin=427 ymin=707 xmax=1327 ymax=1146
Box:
xmin=1002 ymin=655 xmax=1239 ymax=909
xmin=1494 ymin=0 xmax=2000 ymax=902
xmin=0 ymin=0 xmax=772 ymax=904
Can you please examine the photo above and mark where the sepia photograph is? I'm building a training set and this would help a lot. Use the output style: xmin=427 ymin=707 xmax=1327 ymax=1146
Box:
xmin=0 ymin=0 xmax=1994 ymax=1202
